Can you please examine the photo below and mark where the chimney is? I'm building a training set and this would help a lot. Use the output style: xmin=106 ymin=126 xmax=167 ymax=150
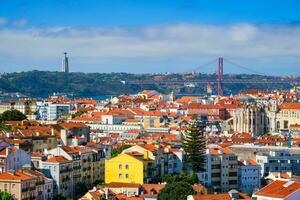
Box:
xmin=51 ymin=128 xmax=55 ymax=136
xmin=5 ymin=147 xmax=10 ymax=157
xmin=143 ymin=151 xmax=149 ymax=160
xmin=60 ymin=129 xmax=68 ymax=146
xmin=206 ymin=149 xmax=210 ymax=154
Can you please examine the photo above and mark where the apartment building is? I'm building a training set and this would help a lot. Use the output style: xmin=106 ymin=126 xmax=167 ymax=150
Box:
xmin=40 ymin=156 xmax=74 ymax=198
xmin=0 ymin=169 xmax=52 ymax=200
xmin=198 ymin=147 xmax=238 ymax=193
xmin=47 ymin=145 xmax=106 ymax=186
xmin=0 ymin=147 xmax=31 ymax=172
xmin=276 ymin=103 xmax=300 ymax=131
xmin=238 ymin=159 xmax=261 ymax=194
xmin=256 ymin=150 xmax=300 ymax=177
xmin=105 ymin=152 xmax=154 ymax=184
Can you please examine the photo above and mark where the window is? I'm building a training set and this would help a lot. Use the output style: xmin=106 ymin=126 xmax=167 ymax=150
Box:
xmin=4 ymin=184 xmax=7 ymax=191
xmin=126 ymin=174 xmax=129 ymax=179
xmin=119 ymin=174 xmax=122 ymax=179
xmin=12 ymin=184 xmax=15 ymax=189
xmin=125 ymin=164 xmax=129 ymax=169
xmin=119 ymin=164 xmax=122 ymax=169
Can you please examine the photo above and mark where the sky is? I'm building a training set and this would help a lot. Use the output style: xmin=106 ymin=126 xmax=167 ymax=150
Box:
xmin=0 ymin=0 xmax=300 ymax=75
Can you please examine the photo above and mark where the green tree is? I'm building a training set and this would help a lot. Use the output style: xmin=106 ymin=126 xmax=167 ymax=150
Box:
xmin=111 ymin=144 xmax=132 ymax=158
xmin=158 ymin=181 xmax=195 ymax=200
xmin=0 ymin=110 xmax=27 ymax=121
xmin=161 ymin=173 xmax=198 ymax=185
xmin=183 ymin=119 xmax=207 ymax=172
xmin=72 ymin=110 xmax=87 ymax=118
xmin=0 ymin=191 xmax=13 ymax=200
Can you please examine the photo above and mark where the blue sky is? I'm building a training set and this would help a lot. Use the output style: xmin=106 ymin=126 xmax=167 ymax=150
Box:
xmin=0 ymin=0 xmax=300 ymax=75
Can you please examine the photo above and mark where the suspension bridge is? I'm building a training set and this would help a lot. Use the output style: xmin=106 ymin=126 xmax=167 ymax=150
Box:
xmin=126 ymin=57 xmax=298 ymax=96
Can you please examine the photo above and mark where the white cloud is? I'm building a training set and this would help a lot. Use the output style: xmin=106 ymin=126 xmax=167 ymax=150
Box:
xmin=0 ymin=23 xmax=299 ymax=73
xmin=12 ymin=18 xmax=28 ymax=27
xmin=0 ymin=17 xmax=7 ymax=26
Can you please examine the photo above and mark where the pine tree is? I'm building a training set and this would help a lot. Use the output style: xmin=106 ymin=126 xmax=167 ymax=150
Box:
xmin=183 ymin=119 xmax=207 ymax=172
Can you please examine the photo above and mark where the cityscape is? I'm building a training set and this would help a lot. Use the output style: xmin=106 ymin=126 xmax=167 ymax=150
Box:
xmin=1 ymin=1 xmax=300 ymax=200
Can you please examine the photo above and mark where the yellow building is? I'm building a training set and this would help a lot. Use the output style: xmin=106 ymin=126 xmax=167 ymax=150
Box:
xmin=278 ymin=103 xmax=300 ymax=130
xmin=143 ymin=116 xmax=160 ymax=128
xmin=105 ymin=152 xmax=153 ymax=185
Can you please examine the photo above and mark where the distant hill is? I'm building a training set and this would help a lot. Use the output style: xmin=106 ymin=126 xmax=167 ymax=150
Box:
xmin=0 ymin=70 xmax=297 ymax=97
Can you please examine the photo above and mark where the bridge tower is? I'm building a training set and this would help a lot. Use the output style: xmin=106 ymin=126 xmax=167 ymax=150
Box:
xmin=218 ymin=57 xmax=223 ymax=96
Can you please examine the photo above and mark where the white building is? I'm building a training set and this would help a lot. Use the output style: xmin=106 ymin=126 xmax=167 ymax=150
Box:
xmin=36 ymin=101 xmax=70 ymax=120
xmin=0 ymin=147 xmax=31 ymax=172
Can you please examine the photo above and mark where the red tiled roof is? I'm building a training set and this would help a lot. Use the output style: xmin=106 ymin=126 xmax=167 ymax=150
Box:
xmin=280 ymin=103 xmax=300 ymax=110
xmin=207 ymin=147 xmax=233 ymax=155
xmin=60 ymin=122 xmax=88 ymax=129
xmin=140 ymin=144 xmax=157 ymax=152
xmin=0 ymin=170 xmax=34 ymax=181
xmin=255 ymin=180 xmax=300 ymax=198
xmin=46 ymin=156 xmax=69 ymax=163
xmin=107 ymin=182 xmax=140 ymax=188
xmin=0 ymin=147 xmax=17 ymax=156
xmin=191 ymin=194 xmax=231 ymax=200
xmin=188 ymin=103 xmax=222 ymax=109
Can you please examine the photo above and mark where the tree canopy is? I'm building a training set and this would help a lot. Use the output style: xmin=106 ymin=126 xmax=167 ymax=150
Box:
xmin=0 ymin=110 xmax=27 ymax=121
xmin=0 ymin=191 xmax=13 ymax=200
xmin=183 ymin=120 xmax=207 ymax=172
xmin=111 ymin=144 xmax=132 ymax=158
xmin=158 ymin=181 xmax=196 ymax=200
xmin=161 ymin=173 xmax=198 ymax=185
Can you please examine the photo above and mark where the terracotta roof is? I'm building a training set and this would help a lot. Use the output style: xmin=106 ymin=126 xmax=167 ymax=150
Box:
xmin=107 ymin=182 xmax=140 ymax=188
xmin=280 ymin=103 xmax=300 ymax=110
xmin=63 ymin=146 xmax=85 ymax=154
xmin=142 ymin=184 xmax=166 ymax=195
xmin=0 ymin=147 xmax=17 ymax=157
xmin=188 ymin=103 xmax=222 ymax=109
xmin=106 ymin=109 xmax=135 ymax=116
xmin=72 ymin=116 xmax=100 ymax=122
xmin=124 ymin=119 xmax=140 ymax=123
xmin=31 ymin=151 xmax=43 ymax=158
xmin=140 ymin=144 xmax=157 ymax=152
xmin=255 ymin=180 xmax=300 ymax=198
xmin=191 ymin=194 xmax=231 ymax=200
xmin=0 ymin=170 xmax=34 ymax=181
xmin=45 ymin=156 xmax=69 ymax=163
xmin=60 ymin=122 xmax=88 ymax=129
xmin=207 ymin=147 xmax=234 ymax=155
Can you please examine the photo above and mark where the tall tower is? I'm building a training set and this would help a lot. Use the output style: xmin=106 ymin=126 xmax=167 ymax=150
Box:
xmin=61 ymin=52 xmax=69 ymax=73
xmin=217 ymin=57 xmax=223 ymax=96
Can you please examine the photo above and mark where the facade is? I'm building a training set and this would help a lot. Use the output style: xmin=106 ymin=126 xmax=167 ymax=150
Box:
xmin=233 ymin=103 xmax=267 ymax=136
xmin=0 ymin=169 xmax=52 ymax=200
xmin=40 ymin=156 xmax=74 ymax=198
xmin=105 ymin=151 xmax=158 ymax=185
xmin=256 ymin=151 xmax=300 ymax=177
xmin=47 ymin=145 xmax=105 ymax=187
xmin=238 ymin=159 xmax=261 ymax=194
xmin=36 ymin=102 xmax=70 ymax=120
xmin=277 ymin=103 xmax=300 ymax=131
xmin=105 ymin=153 xmax=148 ymax=184
xmin=197 ymin=147 xmax=238 ymax=193
xmin=0 ymin=100 xmax=37 ymax=117
xmin=0 ymin=147 xmax=31 ymax=172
